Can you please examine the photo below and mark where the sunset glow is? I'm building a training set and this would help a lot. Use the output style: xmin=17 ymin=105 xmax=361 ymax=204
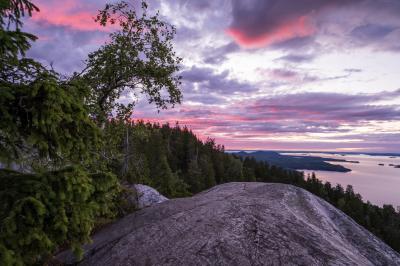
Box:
xmin=26 ymin=0 xmax=400 ymax=152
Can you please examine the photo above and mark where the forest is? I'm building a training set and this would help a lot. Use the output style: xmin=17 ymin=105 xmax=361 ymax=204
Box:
xmin=0 ymin=0 xmax=399 ymax=265
xmin=103 ymin=120 xmax=400 ymax=255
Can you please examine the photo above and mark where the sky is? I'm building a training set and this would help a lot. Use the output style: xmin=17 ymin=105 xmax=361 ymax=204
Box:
xmin=25 ymin=0 xmax=400 ymax=152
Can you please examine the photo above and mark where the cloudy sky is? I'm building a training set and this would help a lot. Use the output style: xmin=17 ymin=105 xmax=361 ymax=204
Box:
xmin=25 ymin=0 xmax=400 ymax=152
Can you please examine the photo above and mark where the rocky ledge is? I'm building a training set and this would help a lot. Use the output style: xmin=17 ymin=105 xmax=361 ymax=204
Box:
xmin=58 ymin=182 xmax=400 ymax=265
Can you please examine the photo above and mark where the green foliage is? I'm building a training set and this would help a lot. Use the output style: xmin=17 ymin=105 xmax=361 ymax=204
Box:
xmin=186 ymin=159 xmax=203 ymax=193
xmin=79 ymin=1 xmax=182 ymax=123
xmin=199 ymin=156 xmax=216 ymax=189
xmin=0 ymin=0 xmax=100 ymax=167
xmin=1 ymin=0 xmax=184 ymax=262
xmin=301 ymin=173 xmax=400 ymax=252
xmin=0 ymin=10 xmax=115 ymax=262
xmin=224 ymin=155 xmax=244 ymax=182
xmin=0 ymin=167 xmax=119 ymax=265
xmin=103 ymin=120 xmax=400 ymax=253
xmin=0 ymin=0 xmax=39 ymax=58
xmin=0 ymin=64 xmax=99 ymax=165
xmin=154 ymin=155 xmax=189 ymax=197
xmin=1 ymin=1 xmax=122 ymax=264
xmin=1 ymin=0 xmax=399 ymax=262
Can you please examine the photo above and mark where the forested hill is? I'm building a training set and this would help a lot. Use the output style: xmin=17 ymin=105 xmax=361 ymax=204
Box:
xmin=2 ymin=118 xmax=400 ymax=263
xmin=234 ymin=151 xmax=353 ymax=172
xmin=102 ymin=120 xmax=302 ymax=197
xmin=1 ymin=0 xmax=399 ymax=263
xmin=108 ymin=120 xmax=400 ymax=254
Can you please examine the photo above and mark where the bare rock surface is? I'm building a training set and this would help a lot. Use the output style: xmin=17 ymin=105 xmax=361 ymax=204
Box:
xmin=133 ymin=184 xmax=168 ymax=209
xmin=118 ymin=184 xmax=168 ymax=214
xmin=58 ymin=182 xmax=400 ymax=265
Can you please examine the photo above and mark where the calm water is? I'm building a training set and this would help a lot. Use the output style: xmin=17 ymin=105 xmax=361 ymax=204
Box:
xmin=281 ymin=153 xmax=400 ymax=207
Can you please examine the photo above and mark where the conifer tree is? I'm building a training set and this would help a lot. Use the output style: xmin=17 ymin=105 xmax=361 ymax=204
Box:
xmin=187 ymin=159 xmax=203 ymax=193
xmin=0 ymin=1 xmax=121 ymax=262
xmin=0 ymin=0 xmax=39 ymax=58
xmin=199 ymin=156 xmax=216 ymax=189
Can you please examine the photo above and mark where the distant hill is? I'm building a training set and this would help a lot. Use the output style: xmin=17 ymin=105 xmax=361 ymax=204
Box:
xmin=234 ymin=151 xmax=356 ymax=172
xmin=276 ymin=151 xmax=400 ymax=157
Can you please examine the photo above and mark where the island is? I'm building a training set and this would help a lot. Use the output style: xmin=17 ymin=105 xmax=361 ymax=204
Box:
xmin=234 ymin=151 xmax=358 ymax=172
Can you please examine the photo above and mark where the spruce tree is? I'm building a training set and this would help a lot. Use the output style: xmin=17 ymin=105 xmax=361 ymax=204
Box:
xmin=199 ymin=156 xmax=216 ymax=188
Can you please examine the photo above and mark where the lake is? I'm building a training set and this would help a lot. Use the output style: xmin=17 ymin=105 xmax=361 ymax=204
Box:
xmin=281 ymin=153 xmax=400 ymax=208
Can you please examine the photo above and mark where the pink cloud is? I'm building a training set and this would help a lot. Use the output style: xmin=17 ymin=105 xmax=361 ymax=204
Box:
xmin=227 ymin=16 xmax=316 ymax=48
xmin=130 ymin=90 xmax=400 ymax=152
xmin=31 ymin=0 xmax=106 ymax=31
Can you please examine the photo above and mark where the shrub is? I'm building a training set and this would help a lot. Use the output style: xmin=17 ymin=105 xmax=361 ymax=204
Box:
xmin=0 ymin=166 xmax=119 ymax=265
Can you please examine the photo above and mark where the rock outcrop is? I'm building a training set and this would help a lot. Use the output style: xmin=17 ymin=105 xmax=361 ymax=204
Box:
xmin=58 ymin=182 xmax=400 ymax=265
xmin=118 ymin=184 xmax=168 ymax=214
xmin=134 ymin=184 xmax=168 ymax=209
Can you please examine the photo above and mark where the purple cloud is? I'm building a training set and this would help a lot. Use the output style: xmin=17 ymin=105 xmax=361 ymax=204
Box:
xmin=226 ymin=0 xmax=358 ymax=48
xmin=204 ymin=42 xmax=240 ymax=64
xmin=180 ymin=66 xmax=257 ymax=93
xmin=277 ymin=53 xmax=316 ymax=63
xmin=226 ymin=0 xmax=400 ymax=54
xmin=245 ymin=90 xmax=400 ymax=124
xmin=351 ymin=24 xmax=398 ymax=40
xmin=20 ymin=0 xmax=400 ymax=152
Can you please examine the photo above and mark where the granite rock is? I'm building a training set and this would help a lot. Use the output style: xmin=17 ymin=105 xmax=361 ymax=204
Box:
xmin=133 ymin=184 xmax=168 ymax=209
xmin=58 ymin=182 xmax=400 ymax=265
